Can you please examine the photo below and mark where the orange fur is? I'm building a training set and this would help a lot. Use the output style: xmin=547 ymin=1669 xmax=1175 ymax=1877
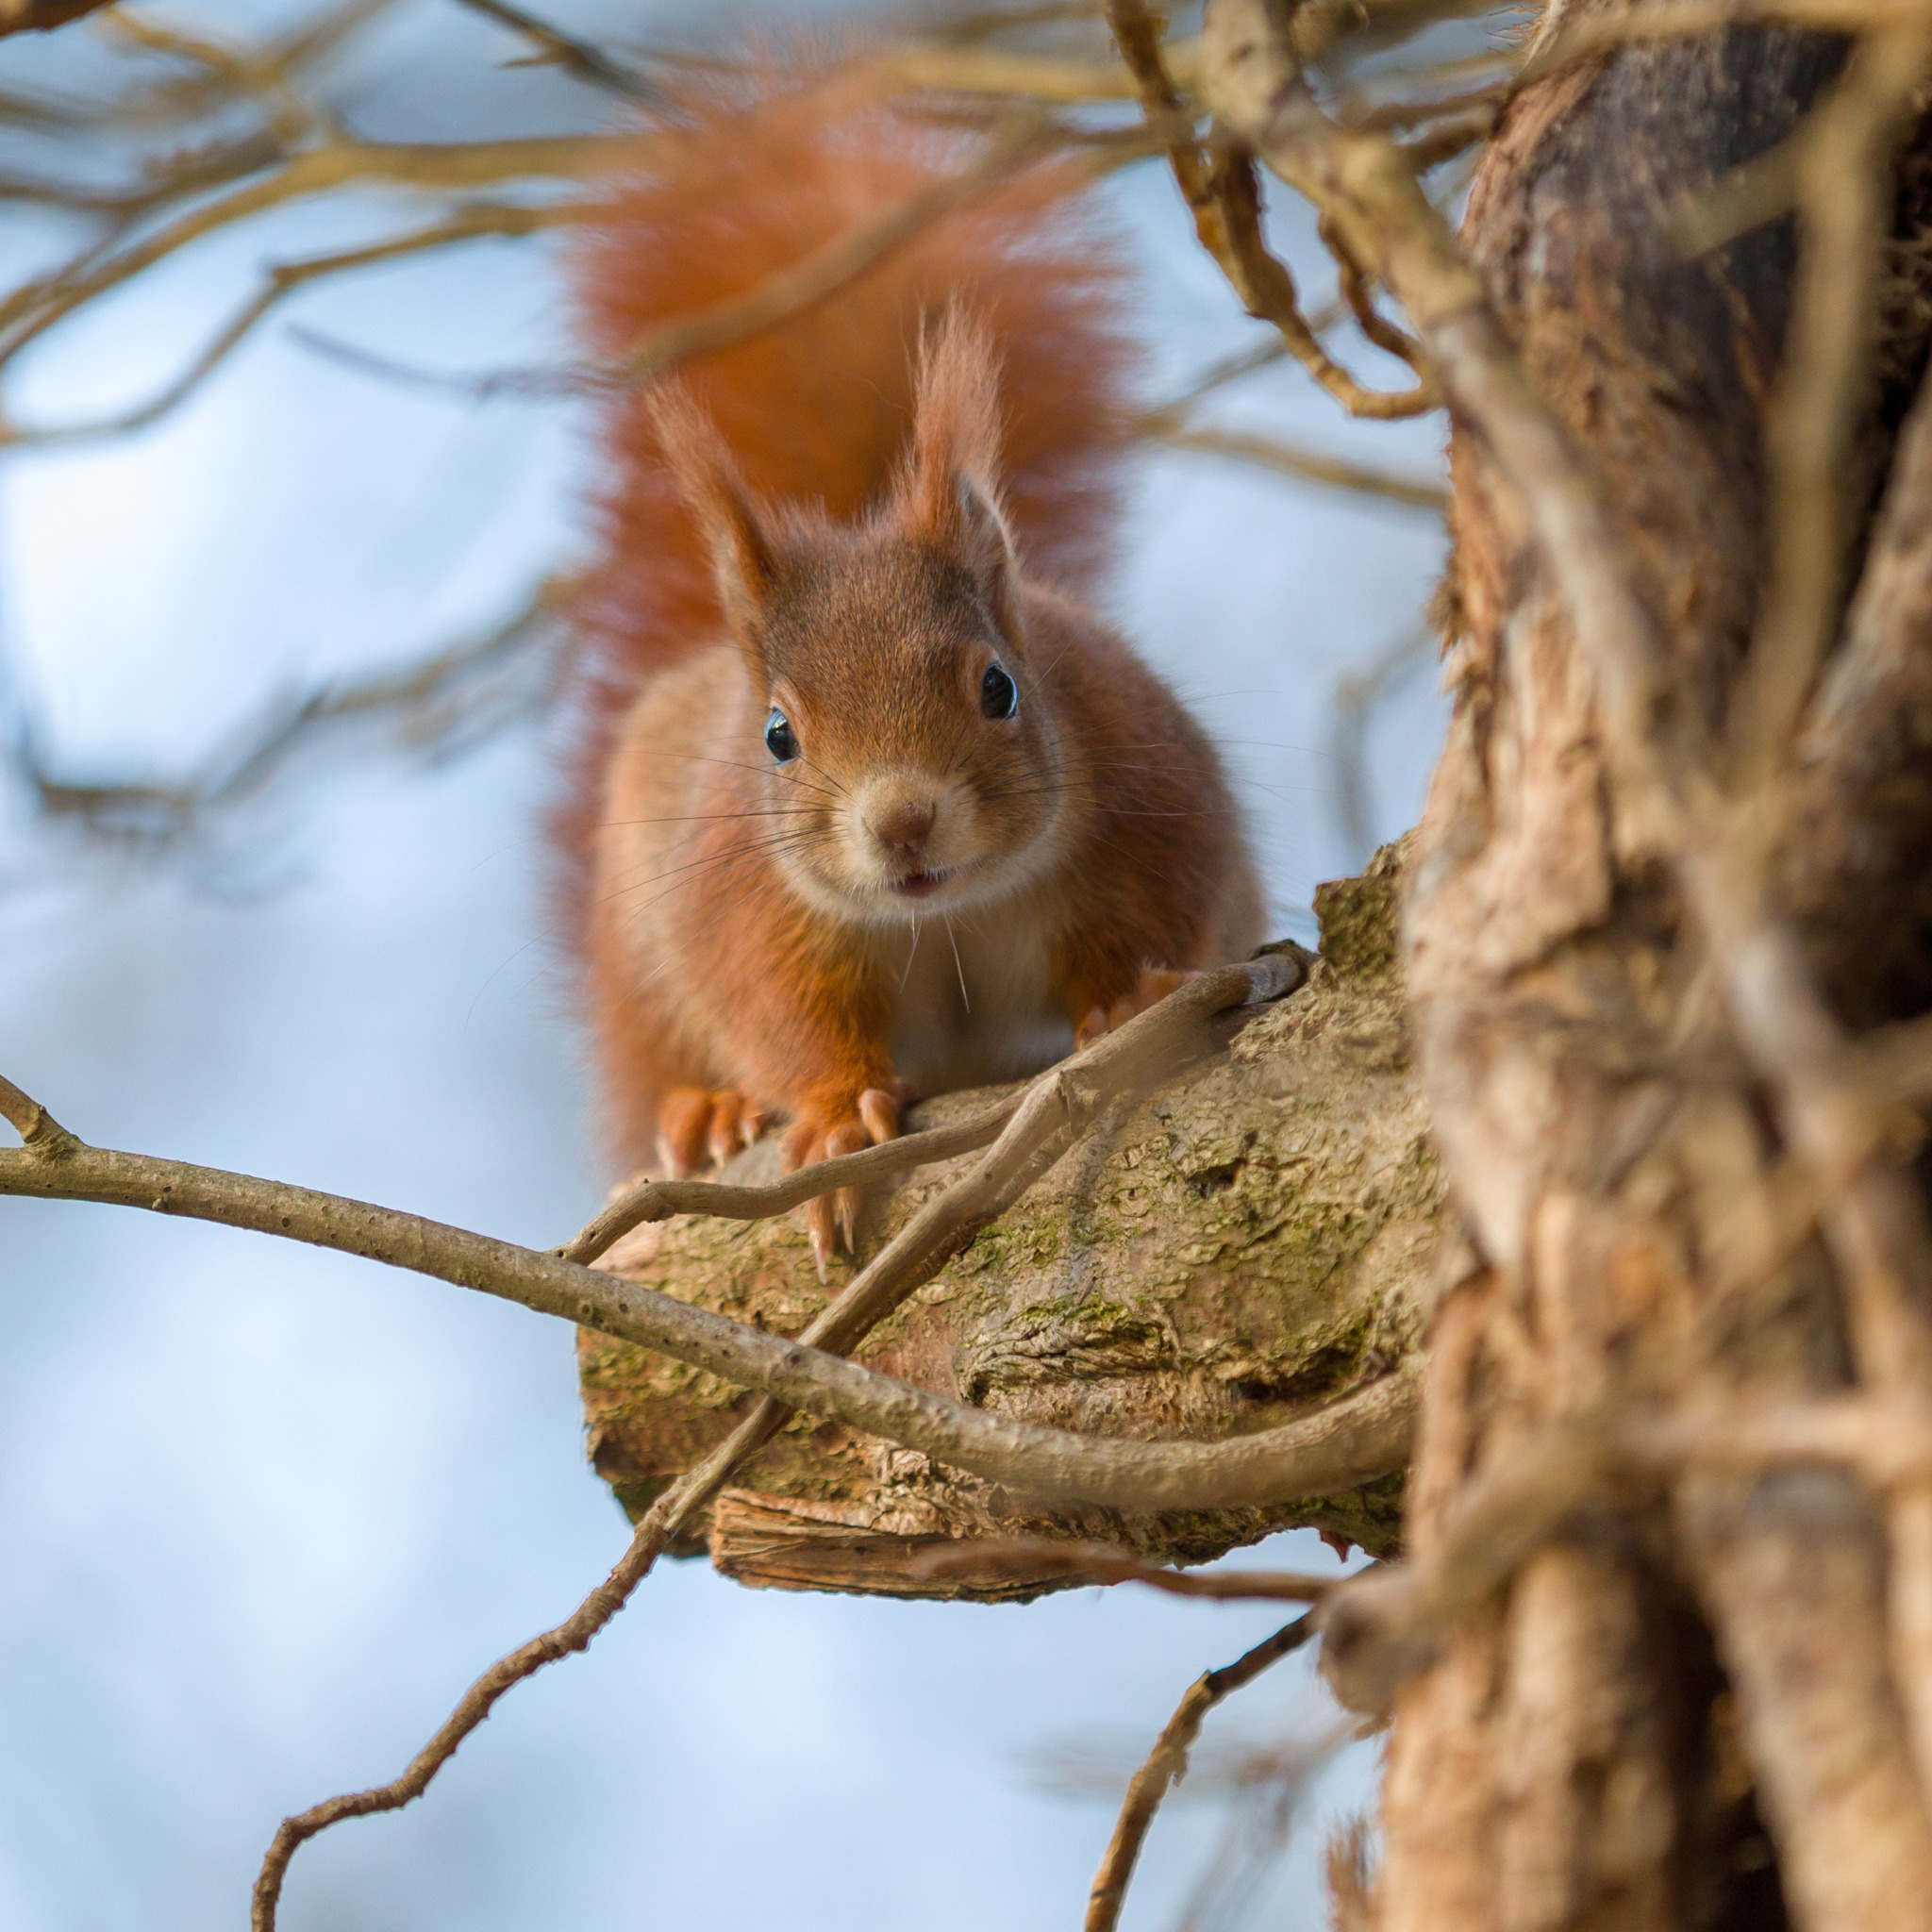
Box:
xmin=555 ymin=60 xmax=1264 ymax=1250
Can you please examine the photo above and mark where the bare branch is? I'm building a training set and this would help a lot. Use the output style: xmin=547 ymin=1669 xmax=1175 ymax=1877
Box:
xmin=8 ymin=578 xmax=562 ymax=849
xmin=0 ymin=135 xmax=651 ymax=375
xmin=286 ymin=113 xmax=1092 ymax=402
xmin=1320 ymin=210 xmax=1431 ymax=375
xmin=1147 ymin=420 xmax=1448 ymax=508
xmin=243 ymin=950 xmax=1405 ymax=1928
xmin=558 ymin=1091 xmax=1025 ymax=1263
xmin=0 ymin=1074 xmax=71 ymax=1147
xmin=0 ymin=959 xmax=1416 ymax=1521
xmin=0 ymin=1107 xmax=1419 ymax=1491
xmin=1085 ymin=1612 xmax=1321 ymax=1932
xmin=1318 ymin=1417 xmax=1620 ymax=1716
xmin=450 ymin=0 xmax=660 ymax=99
xmin=888 ymin=37 xmax=1196 ymax=100
xmin=1105 ymin=0 xmax=1439 ymax=421
xmin=914 ymin=1537 xmax=1343 ymax=1601
xmin=1 ymin=203 xmax=569 ymax=450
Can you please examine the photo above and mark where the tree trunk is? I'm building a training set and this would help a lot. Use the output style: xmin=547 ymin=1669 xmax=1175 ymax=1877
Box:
xmin=1382 ymin=18 xmax=1932 ymax=1931
xmin=579 ymin=840 xmax=1437 ymax=1597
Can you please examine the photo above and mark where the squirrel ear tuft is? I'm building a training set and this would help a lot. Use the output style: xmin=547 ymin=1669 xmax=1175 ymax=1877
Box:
xmin=906 ymin=307 xmax=1019 ymax=608
xmin=647 ymin=381 xmax=777 ymax=665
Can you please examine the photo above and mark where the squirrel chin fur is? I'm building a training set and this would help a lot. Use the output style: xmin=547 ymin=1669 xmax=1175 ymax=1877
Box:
xmin=557 ymin=58 xmax=1266 ymax=1264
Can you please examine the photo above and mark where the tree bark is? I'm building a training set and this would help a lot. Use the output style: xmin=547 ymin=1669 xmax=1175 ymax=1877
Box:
xmin=1385 ymin=17 xmax=1932 ymax=1931
xmin=578 ymin=839 xmax=1440 ymax=1597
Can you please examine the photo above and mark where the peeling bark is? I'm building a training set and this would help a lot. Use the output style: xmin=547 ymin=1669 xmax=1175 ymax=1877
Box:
xmin=577 ymin=839 xmax=1440 ymax=1597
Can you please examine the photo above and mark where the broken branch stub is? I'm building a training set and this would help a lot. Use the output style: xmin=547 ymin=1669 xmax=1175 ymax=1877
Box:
xmin=577 ymin=838 xmax=1438 ymax=1600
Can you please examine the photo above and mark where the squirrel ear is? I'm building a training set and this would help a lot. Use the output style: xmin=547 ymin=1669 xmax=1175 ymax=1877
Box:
xmin=906 ymin=308 xmax=1022 ymax=630
xmin=647 ymin=382 xmax=777 ymax=668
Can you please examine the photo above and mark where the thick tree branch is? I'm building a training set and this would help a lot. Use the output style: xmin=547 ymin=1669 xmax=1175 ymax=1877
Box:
xmin=0 ymin=959 xmax=1415 ymax=1516
xmin=585 ymin=853 xmax=1431 ymax=1587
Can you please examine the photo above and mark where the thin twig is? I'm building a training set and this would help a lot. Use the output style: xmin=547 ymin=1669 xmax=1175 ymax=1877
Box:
xmin=1320 ymin=211 xmax=1431 ymax=373
xmin=1398 ymin=103 xmax=1498 ymax=170
xmin=889 ymin=37 xmax=1196 ymax=100
xmin=1147 ymin=420 xmax=1448 ymax=508
xmin=558 ymin=1091 xmax=1025 ymax=1264
xmin=451 ymin=0 xmax=659 ymax=98
xmin=286 ymin=113 xmax=1092 ymax=402
xmin=1104 ymin=0 xmax=1438 ymax=421
xmin=0 ymin=1074 xmax=69 ymax=1146
xmin=1085 ymin=1612 xmax=1321 ymax=1932
xmin=1648 ymin=1395 xmax=1932 ymax=1489
xmin=0 ymin=135 xmax=651 ymax=370
xmin=1317 ymin=1415 xmax=1621 ymax=1715
xmin=914 ymin=1537 xmax=1343 ymax=1600
xmin=9 ymin=580 xmax=562 ymax=845
xmin=1 ymin=204 xmax=570 ymax=449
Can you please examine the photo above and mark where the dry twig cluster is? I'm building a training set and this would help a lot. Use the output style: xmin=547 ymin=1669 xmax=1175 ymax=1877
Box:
xmin=0 ymin=0 xmax=1453 ymax=854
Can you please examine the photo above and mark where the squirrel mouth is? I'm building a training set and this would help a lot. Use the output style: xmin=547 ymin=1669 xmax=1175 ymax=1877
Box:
xmin=893 ymin=869 xmax=949 ymax=898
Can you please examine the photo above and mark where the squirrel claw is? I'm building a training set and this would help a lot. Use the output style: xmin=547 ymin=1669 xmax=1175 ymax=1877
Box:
xmin=658 ymin=1086 xmax=768 ymax=1177
xmin=780 ymin=1090 xmax=901 ymax=1291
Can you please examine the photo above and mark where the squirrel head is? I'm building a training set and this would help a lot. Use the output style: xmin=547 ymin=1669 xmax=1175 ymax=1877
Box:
xmin=649 ymin=309 xmax=1074 ymax=925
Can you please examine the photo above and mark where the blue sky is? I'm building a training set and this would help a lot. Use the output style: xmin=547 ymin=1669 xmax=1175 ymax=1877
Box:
xmin=0 ymin=4 xmax=1448 ymax=1924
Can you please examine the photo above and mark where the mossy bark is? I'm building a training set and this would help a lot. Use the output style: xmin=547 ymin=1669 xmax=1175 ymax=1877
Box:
xmin=578 ymin=838 xmax=1437 ymax=1600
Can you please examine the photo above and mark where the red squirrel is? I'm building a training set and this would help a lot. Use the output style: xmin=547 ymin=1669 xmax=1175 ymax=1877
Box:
xmin=558 ymin=64 xmax=1265 ymax=1273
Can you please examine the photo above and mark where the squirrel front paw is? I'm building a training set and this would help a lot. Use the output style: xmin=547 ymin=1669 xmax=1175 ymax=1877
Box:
xmin=779 ymin=1087 xmax=899 ymax=1283
xmin=657 ymin=1087 xmax=772 ymax=1178
xmin=1073 ymin=966 xmax=1203 ymax=1049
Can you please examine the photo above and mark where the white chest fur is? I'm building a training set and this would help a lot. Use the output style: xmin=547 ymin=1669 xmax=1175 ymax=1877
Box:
xmin=881 ymin=910 xmax=1071 ymax=1100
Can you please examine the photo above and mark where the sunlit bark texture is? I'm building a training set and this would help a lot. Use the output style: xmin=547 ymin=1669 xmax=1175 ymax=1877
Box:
xmin=578 ymin=839 xmax=1437 ymax=1596
xmin=1385 ymin=21 xmax=1932 ymax=1932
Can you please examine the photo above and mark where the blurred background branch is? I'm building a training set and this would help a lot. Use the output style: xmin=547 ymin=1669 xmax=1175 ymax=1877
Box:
xmin=0 ymin=0 xmax=1466 ymax=881
xmin=3 ymin=575 xmax=565 ymax=851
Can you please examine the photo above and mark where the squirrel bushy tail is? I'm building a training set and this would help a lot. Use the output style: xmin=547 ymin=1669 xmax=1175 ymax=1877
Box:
xmin=569 ymin=60 xmax=1139 ymax=691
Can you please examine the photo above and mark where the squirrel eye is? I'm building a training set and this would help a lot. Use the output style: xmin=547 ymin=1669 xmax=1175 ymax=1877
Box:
xmin=979 ymin=662 xmax=1019 ymax=722
xmin=764 ymin=709 xmax=799 ymax=764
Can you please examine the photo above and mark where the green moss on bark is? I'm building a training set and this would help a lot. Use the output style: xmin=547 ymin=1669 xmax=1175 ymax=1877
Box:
xmin=578 ymin=837 xmax=1434 ymax=1595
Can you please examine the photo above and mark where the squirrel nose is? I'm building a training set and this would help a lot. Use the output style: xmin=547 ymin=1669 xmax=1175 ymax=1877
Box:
xmin=872 ymin=798 xmax=936 ymax=860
